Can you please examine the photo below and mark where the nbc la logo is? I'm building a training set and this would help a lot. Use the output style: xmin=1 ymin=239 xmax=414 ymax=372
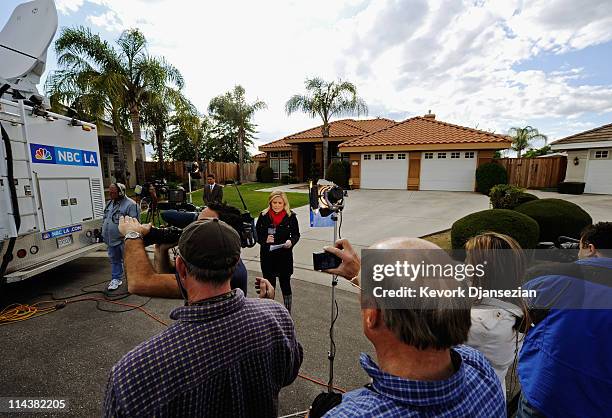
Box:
xmin=35 ymin=148 xmax=52 ymax=160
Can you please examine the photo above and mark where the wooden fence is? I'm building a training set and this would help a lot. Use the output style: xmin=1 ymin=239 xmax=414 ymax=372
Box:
xmin=144 ymin=161 xmax=259 ymax=184
xmin=496 ymin=156 xmax=567 ymax=189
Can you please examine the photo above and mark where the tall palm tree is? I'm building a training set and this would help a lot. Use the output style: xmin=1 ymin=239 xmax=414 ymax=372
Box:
xmin=509 ymin=126 xmax=548 ymax=158
xmin=208 ymin=86 xmax=266 ymax=183
xmin=49 ymin=26 xmax=184 ymax=184
xmin=141 ymin=87 xmax=189 ymax=175
xmin=285 ymin=77 xmax=368 ymax=178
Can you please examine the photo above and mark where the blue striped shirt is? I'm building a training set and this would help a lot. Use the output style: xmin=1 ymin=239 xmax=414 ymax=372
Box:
xmin=324 ymin=346 xmax=505 ymax=417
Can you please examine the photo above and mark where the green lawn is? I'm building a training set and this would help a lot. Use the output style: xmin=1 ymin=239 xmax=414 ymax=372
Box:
xmin=190 ymin=182 xmax=310 ymax=215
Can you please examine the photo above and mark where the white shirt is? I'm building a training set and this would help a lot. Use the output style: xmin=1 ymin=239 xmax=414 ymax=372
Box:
xmin=467 ymin=297 xmax=524 ymax=398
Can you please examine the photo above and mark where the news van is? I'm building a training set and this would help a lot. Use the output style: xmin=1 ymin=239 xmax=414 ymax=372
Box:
xmin=0 ymin=0 xmax=106 ymax=285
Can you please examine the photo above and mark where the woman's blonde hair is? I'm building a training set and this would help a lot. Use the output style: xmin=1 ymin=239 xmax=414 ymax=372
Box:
xmin=262 ymin=191 xmax=291 ymax=215
xmin=465 ymin=231 xmax=530 ymax=332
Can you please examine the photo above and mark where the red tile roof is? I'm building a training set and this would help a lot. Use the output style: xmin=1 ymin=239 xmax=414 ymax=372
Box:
xmin=252 ymin=152 xmax=267 ymax=160
xmin=284 ymin=118 xmax=396 ymax=140
xmin=259 ymin=138 xmax=291 ymax=150
xmin=339 ymin=117 xmax=510 ymax=148
xmin=551 ymin=123 xmax=612 ymax=146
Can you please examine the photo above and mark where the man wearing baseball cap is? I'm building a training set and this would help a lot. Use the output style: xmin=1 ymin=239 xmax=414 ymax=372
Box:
xmin=103 ymin=217 xmax=303 ymax=417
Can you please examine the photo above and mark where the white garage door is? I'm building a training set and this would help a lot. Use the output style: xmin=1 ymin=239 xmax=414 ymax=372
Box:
xmin=361 ymin=152 xmax=409 ymax=189
xmin=585 ymin=150 xmax=612 ymax=194
xmin=420 ymin=151 xmax=477 ymax=191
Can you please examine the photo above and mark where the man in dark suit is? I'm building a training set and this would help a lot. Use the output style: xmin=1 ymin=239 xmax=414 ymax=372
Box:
xmin=204 ymin=173 xmax=223 ymax=204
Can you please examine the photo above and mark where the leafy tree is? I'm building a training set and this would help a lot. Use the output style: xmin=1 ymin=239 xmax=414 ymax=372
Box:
xmin=48 ymin=26 xmax=183 ymax=183
xmin=523 ymin=145 xmax=552 ymax=158
xmin=509 ymin=126 xmax=548 ymax=158
xmin=286 ymin=77 xmax=367 ymax=177
xmin=208 ymin=86 xmax=266 ymax=183
xmin=141 ymin=88 xmax=189 ymax=175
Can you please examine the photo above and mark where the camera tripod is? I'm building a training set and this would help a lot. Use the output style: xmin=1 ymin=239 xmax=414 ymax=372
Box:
xmin=140 ymin=197 xmax=161 ymax=225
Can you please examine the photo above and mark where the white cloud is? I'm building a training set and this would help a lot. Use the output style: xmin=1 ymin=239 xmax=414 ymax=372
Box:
xmin=56 ymin=0 xmax=85 ymax=14
xmin=52 ymin=0 xmax=612 ymax=149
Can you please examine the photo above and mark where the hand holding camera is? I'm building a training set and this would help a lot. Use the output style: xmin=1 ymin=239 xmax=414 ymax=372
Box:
xmin=322 ymin=239 xmax=361 ymax=285
xmin=119 ymin=216 xmax=151 ymax=237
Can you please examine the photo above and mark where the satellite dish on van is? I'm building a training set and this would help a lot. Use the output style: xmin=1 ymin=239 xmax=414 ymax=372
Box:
xmin=0 ymin=0 xmax=58 ymax=97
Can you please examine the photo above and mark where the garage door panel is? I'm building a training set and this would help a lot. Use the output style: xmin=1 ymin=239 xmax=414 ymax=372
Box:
xmin=420 ymin=151 xmax=476 ymax=192
xmin=361 ymin=154 xmax=409 ymax=189
xmin=585 ymin=159 xmax=612 ymax=194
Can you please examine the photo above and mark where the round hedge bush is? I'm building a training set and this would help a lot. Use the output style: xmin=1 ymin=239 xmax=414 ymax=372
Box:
xmin=514 ymin=192 xmax=538 ymax=207
xmin=476 ymin=163 xmax=508 ymax=195
xmin=514 ymin=198 xmax=592 ymax=242
xmin=451 ymin=209 xmax=540 ymax=249
xmin=260 ymin=166 xmax=274 ymax=183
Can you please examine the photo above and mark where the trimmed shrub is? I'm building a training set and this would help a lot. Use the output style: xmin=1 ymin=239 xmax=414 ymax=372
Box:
xmin=476 ymin=162 xmax=508 ymax=195
xmin=515 ymin=198 xmax=592 ymax=242
xmin=516 ymin=192 xmax=539 ymax=206
xmin=260 ymin=166 xmax=274 ymax=183
xmin=326 ymin=160 xmax=350 ymax=188
xmin=489 ymin=184 xmax=525 ymax=209
xmin=558 ymin=182 xmax=585 ymax=195
xmin=280 ymin=175 xmax=290 ymax=184
xmin=451 ymin=209 xmax=540 ymax=249
xmin=256 ymin=165 xmax=264 ymax=182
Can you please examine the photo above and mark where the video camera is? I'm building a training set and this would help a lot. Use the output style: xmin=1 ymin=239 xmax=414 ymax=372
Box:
xmin=143 ymin=205 xmax=258 ymax=249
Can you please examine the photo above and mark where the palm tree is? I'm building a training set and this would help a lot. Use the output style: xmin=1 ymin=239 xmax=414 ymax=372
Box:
xmin=49 ymin=26 xmax=184 ymax=184
xmin=285 ymin=77 xmax=368 ymax=178
xmin=208 ymin=86 xmax=266 ymax=183
xmin=509 ymin=126 xmax=548 ymax=158
xmin=141 ymin=87 xmax=189 ymax=176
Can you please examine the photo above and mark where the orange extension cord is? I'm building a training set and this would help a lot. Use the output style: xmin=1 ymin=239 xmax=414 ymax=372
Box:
xmin=0 ymin=296 xmax=347 ymax=393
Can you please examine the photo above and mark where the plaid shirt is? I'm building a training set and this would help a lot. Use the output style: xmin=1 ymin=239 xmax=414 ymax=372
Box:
xmin=103 ymin=290 xmax=303 ymax=417
xmin=324 ymin=346 xmax=505 ymax=418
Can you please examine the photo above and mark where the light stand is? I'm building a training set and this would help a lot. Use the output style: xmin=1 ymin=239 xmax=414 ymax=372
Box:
xmin=327 ymin=212 xmax=339 ymax=392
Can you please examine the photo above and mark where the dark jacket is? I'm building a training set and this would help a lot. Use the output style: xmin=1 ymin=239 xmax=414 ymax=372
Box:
xmin=204 ymin=183 xmax=223 ymax=204
xmin=256 ymin=210 xmax=300 ymax=278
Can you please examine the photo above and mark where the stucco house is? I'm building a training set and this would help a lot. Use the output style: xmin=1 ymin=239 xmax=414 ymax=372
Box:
xmin=551 ymin=123 xmax=612 ymax=194
xmin=258 ymin=113 xmax=511 ymax=191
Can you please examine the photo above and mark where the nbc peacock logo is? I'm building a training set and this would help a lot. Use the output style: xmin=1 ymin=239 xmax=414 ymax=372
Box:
xmin=35 ymin=148 xmax=52 ymax=161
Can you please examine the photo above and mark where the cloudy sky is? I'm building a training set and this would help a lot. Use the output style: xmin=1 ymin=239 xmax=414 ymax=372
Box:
xmin=3 ymin=0 xmax=612 ymax=158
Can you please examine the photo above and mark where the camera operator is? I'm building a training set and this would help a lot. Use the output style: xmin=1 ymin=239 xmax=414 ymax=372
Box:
xmin=153 ymin=203 xmax=249 ymax=295
xmin=311 ymin=237 xmax=505 ymax=417
xmin=516 ymin=222 xmax=612 ymax=418
xmin=104 ymin=218 xmax=303 ymax=417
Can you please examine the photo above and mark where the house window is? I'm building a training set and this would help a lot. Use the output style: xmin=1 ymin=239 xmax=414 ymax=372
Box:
xmin=437 ymin=152 xmax=447 ymax=159
xmin=386 ymin=154 xmax=394 ymax=160
xmin=397 ymin=153 xmax=406 ymax=160
xmin=270 ymin=159 xmax=280 ymax=179
xmin=464 ymin=152 xmax=475 ymax=158
xmin=450 ymin=152 xmax=460 ymax=159
xmin=269 ymin=151 xmax=278 ymax=158
xmin=374 ymin=154 xmax=382 ymax=160
xmin=424 ymin=152 xmax=434 ymax=159
xmin=363 ymin=154 xmax=371 ymax=160
xmin=594 ymin=150 xmax=609 ymax=159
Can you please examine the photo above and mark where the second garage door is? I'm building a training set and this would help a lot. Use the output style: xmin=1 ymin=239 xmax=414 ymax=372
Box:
xmin=361 ymin=152 xmax=409 ymax=189
xmin=420 ymin=151 xmax=477 ymax=191
xmin=584 ymin=150 xmax=612 ymax=194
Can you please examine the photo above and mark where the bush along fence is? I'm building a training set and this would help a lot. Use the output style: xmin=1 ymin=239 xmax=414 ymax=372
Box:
xmin=495 ymin=156 xmax=567 ymax=189
xmin=144 ymin=161 xmax=259 ymax=184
